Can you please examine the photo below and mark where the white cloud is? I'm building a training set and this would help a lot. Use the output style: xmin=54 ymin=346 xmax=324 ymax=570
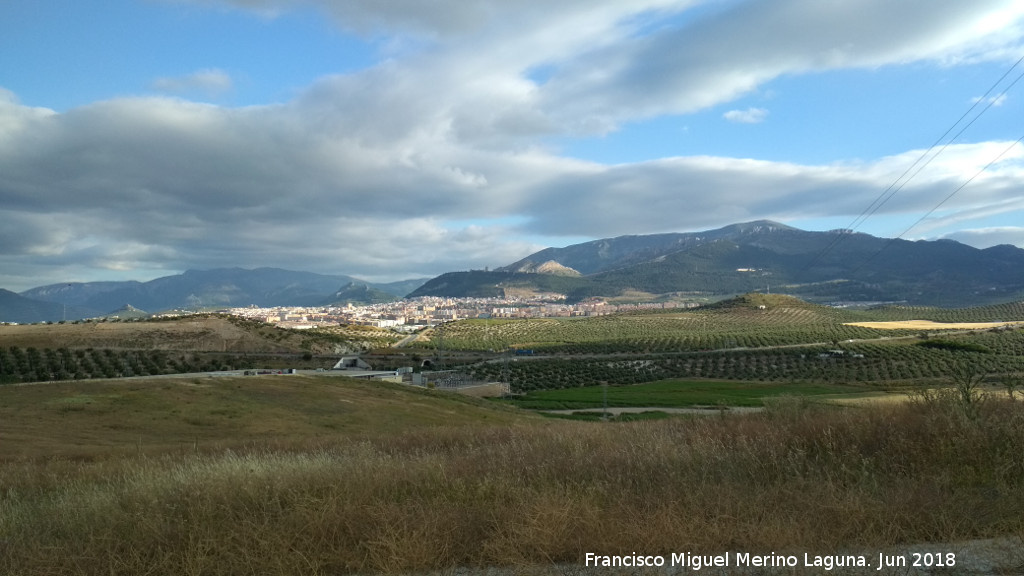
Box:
xmin=723 ymin=107 xmax=768 ymax=124
xmin=518 ymin=143 xmax=1024 ymax=238
xmin=943 ymin=226 xmax=1024 ymax=248
xmin=3 ymin=0 xmax=1024 ymax=289
xmin=972 ymin=94 xmax=1009 ymax=106
xmin=2 ymin=74 xmax=1024 ymax=289
xmin=536 ymin=0 xmax=1024 ymax=131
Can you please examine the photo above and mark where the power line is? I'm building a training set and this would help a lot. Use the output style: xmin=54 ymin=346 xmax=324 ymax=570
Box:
xmin=849 ymin=55 xmax=1024 ymax=233
xmin=798 ymin=53 xmax=1024 ymax=277
xmin=851 ymin=133 xmax=1024 ymax=274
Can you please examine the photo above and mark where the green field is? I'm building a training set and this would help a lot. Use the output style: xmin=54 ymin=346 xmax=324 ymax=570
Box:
xmin=417 ymin=295 xmax=1024 ymax=354
xmin=506 ymin=378 xmax=877 ymax=410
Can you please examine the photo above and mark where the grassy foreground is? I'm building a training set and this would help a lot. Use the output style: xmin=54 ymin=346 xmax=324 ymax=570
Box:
xmin=506 ymin=378 xmax=876 ymax=410
xmin=0 ymin=375 xmax=529 ymax=459
xmin=1 ymin=377 xmax=1023 ymax=574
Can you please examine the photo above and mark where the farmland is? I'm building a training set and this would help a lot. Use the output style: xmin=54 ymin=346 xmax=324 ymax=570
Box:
xmin=3 ymin=294 xmax=1024 ymax=574
xmin=0 ymin=314 xmax=400 ymax=384
xmin=461 ymin=332 xmax=1024 ymax=393
xmin=0 ymin=375 xmax=530 ymax=459
xmin=402 ymin=295 xmax=1024 ymax=394
xmin=3 ymin=374 xmax=1024 ymax=574
xmin=505 ymin=378 xmax=880 ymax=410
xmin=420 ymin=294 xmax=1024 ymax=356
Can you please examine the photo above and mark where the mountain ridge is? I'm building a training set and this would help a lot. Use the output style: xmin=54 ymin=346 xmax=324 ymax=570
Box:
xmin=6 ymin=221 xmax=1024 ymax=322
xmin=413 ymin=221 xmax=1024 ymax=306
xmin=8 ymin=269 xmax=430 ymax=323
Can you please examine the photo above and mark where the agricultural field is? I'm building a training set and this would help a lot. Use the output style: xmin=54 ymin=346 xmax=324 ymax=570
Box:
xmin=846 ymin=320 xmax=1023 ymax=330
xmin=0 ymin=315 xmax=400 ymax=384
xmin=0 ymin=314 xmax=399 ymax=354
xmin=0 ymin=375 xmax=530 ymax=459
xmin=400 ymin=295 xmax=1024 ymax=394
xmin=845 ymin=299 xmax=1024 ymax=323
xmin=3 ymin=373 xmax=1024 ymax=574
xmin=505 ymin=378 xmax=882 ymax=410
xmin=420 ymin=295 xmax=1024 ymax=356
xmin=417 ymin=296 xmax=902 ymax=355
xmin=0 ymin=345 xmax=261 ymax=383
xmin=3 ymin=295 xmax=1024 ymax=574
xmin=462 ymin=330 xmax=1024 ymax=393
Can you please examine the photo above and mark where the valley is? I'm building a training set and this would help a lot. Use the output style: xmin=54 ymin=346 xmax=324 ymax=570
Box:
xmin=2 ymin=292 xmax=1024 ymax=574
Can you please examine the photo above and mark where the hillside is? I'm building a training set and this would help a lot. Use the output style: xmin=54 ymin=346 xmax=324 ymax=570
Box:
xmin=11 ymin=268 xmax=429 ymax=323
xmin=0 ymin=314 xmax=398 ymax=356
xmin=408 ymin=270 xmax=592 ymax=299
xmin=414 ymin=221 xmax=1024 ymax=306
xmin=498 ymin=220 xmax=799 ymax=275
xmin=0 ymin=315 xmax=296 ymax=353
xmin=5 ymin=374 xmax=1023 ymax=575
xmin=0 ymin=289 xmax=95 ymax=324
xmin=322 ymin=282 xmax=400 ymax=306
xmin=0 ymin=375 xmax=530 ymax=459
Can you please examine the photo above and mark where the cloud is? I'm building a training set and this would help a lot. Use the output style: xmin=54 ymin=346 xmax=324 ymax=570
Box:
xmin=972 ymin=94 xmax=1009 ymax=106
xmin=150 ymin=69 xmax=234 ymax=98
xmin=2 ymin=77 xmax=1024 ymax=290
xmin=537 ymin=0 xmax=1024 ymax=131
xmin=943 ymin=227 xmax=1024 ymax=248
xmin=3 ymin=0 xmax=1024 ymax=290
xmin=180 ymin=0 xmax=1024 ymax=142
xmin=517 ymin=143 xmax=1024 ymax=238
xmin=0 ymin=89 xmax=563 ymax=288
xmin=723 ymin=107 xmax=768 ymax=123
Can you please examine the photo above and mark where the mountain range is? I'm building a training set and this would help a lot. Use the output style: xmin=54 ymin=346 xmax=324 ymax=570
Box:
xmin=408 ymin=221 xmax=1024 ymax=306
xmin=4 ymin=268 xmax=429 ymax=323
xmin=4 ymin=220 xmax=1024 ymax=323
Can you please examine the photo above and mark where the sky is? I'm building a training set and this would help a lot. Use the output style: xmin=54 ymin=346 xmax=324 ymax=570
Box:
xmin=2 ymin=0 xmax=1024 ymax=292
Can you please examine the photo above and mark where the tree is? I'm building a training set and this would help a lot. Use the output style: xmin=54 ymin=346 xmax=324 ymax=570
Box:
xmin=949 ymin=361 xmax=986 ymax=418
xmin=1001 ymin=373 xmax=1021 ymax=401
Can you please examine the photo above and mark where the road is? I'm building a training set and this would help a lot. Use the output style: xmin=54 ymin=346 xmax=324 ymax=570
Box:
xmin=393 ymin=332 xmax=422 ymax=347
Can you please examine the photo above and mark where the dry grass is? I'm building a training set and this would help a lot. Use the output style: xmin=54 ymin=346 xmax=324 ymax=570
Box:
xmin=844 ymin=320 xmax=1023 ymax=330
xmin=2 ymin=381 xmax=1023 ymax=574
xmin=0 ymin=375 xmax=533 ymax=459
xmin=0 ymin=316 xmax=298 ymax=352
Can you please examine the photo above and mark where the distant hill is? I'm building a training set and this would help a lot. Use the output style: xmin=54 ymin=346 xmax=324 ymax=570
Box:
xmin=13 ymin=268 xmax=430 ymax=322
xmin=411 ymin=220 xmax=1024 ymax=307
xmin=504 ymin=260 xmax=582 ymax=276
xmin=323 ymin=282 xmax=400 ymax=306
xmin=373 ymin=278 xmax=433 ymax=297
xmin=100 ymin=304 xmax=150 ymax=320
xmin=0 ymin=289 xmax=95 ymax=324
xmin=498 ymin=220 xmax=798 ymax=275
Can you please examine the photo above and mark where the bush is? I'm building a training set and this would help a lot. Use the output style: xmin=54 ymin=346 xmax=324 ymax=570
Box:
xmin=917 ymin=339 xmax=992 ymax=353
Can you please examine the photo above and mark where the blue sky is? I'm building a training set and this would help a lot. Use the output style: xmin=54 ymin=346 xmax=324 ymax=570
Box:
xmin=2 ymin=0 xmax=1024 ymax=291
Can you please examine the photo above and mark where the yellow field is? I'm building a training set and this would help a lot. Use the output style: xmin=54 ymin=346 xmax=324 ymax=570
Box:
xmin=845 ymin=319 xmax=1021 ymax=330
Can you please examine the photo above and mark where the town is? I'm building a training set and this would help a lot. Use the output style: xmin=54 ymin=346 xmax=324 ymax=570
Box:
xmin=222 ymin=295 xmax=699 ymax=330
